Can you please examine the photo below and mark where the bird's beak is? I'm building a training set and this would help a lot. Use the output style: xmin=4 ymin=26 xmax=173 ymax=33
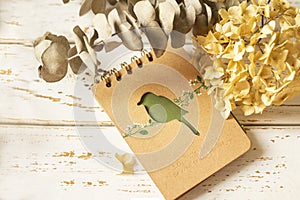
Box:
xmin=137 ymin=100 xmax=142 ymax=106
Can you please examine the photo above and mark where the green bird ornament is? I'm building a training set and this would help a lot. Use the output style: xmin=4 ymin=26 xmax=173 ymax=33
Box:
xmin=137 ymin=92 xmax=200 ymax=136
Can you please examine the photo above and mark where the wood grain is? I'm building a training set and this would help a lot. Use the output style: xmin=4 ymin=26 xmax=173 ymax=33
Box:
xmin=0 ymin=44 xmax=299 ymax=126
xmin=180 ymin=126 xmax=300 ymax=200
xmin=0 ymin=125 xmax=164 ymax=200
xmin=1 ymin=0 xmax=300 ymax=199
xmin=1 ymin=125 xmax=299 ymax=200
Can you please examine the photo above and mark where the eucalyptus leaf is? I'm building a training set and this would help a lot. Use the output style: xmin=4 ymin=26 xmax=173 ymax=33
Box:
xmin=192 ymin=13 xmax=209 ymax=36
xmin=107 ymin=0 xmax=117 ymax=5
xmin=124 ymin=11 xmax=141 ymax=36
xmin=40 ymin=42 xmax=69 ymax=82
xmin=91 ymin=0 xmax=106 ymax=14
xmin=133 ymin=0 xmax=156 ymax=26
xmin=104 ymin=41 xmax=122 ymax=52
xmin=118 ymin=23 xmax=143 ymax=51
xmin=93 ymin=13 xmax=112 ymax=40
xmin=69 ymin=56 xmax=87 ymax=74
xmin=170 ymin=30 xmax=186 ymax=48
xmin=173 ymin=4 xmax=195 ymax=34
xmin=68 ymin=46 xmax=86 ymax=74
xmin=166 ymin=0 xmax=180 ymax=16
xmin=73 ymin=26 xmax=87 ymax=53
xmin=45 ymin=34 xmax=70 ymax=51
xmin=34 ymin=32 xmax=70 ymax=82
xmin=79 ymin=0 xmax=93 ymax=16
xmin=79 ymin=51 xmax=98 ymax=74
xmin=144 ymin=21 xmax=168 ymax=58
xmin=34 ymin=39 xmax=52 ymax=63
xmin=148 ymin=0 xmax=156 ymax=7
xmin=204 ymin=3 xmax=212 ymax=25
xmin=184 ymin=0 xmax=202 ymax=15
xmin=83 ymin=36 xmax=98 ymax=68
xmin=158 ymin=2 xmax=175 ymax=35
xmin=108 ymin=8 xmax=122 ymax=34
xmin=90 ymin=29 xmax=99 ymax=47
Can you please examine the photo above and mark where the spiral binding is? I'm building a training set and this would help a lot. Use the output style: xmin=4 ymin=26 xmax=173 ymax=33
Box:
xmin=100 ymin=50 xmax=153 ymax=87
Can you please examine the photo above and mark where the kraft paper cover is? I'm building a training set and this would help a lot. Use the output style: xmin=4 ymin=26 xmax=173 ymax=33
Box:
xmin=94 ymin=49 xmax=251 ymax=200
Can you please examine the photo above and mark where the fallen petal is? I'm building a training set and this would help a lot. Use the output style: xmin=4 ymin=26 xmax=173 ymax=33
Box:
xmin=115 ymin=153 xmax=136 ymax=174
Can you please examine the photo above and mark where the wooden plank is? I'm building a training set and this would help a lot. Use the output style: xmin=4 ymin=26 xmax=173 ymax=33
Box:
xmin=0 ymin=0 xmax=92 ymax=44
xmin=233 ymin=105 xmax=300 ymax=126
xmin=1 ymin=125 xmax=299 ymax=199
xmin=0 ymin=44 xmax=111 ymax=125
xmin=180 ymin=126 xmax=300 ymax=200
xmin=0 ymin=125 xmax=164 ymax=200
xmin=1 ymin=44 xmax=300 ymax=126
xmin=0 ymin=0 xmax=299 ymax=44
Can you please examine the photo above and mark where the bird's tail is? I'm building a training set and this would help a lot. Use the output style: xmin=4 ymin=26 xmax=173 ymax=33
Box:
xmin=180 ymin=117 xmax=200 ymax=136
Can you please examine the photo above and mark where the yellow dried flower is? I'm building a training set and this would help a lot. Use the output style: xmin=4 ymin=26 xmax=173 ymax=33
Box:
xmin=196 ymin=0 xmax=300 ymax=118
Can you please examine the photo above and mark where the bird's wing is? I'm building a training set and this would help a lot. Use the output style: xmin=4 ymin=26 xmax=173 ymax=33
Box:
xmin=159 ymin=95 xmax=189 ymax=116
xmin=148 ymin=104 xmax=168 ymax=123
xmin=180 ymin=108 xmax=188 ymax=115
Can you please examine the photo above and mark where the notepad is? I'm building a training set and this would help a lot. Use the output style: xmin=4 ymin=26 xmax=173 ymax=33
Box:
xmin=94 ymin=48 xmax=251 ymax=200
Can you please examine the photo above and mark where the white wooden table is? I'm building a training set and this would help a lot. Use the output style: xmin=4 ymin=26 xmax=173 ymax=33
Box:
xmin=0 ymin=1 xmax=299 ymax=199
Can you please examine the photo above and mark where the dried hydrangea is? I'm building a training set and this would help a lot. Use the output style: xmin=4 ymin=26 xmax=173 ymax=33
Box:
xmin=196 ymin=0 xmax=300 ymax=118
